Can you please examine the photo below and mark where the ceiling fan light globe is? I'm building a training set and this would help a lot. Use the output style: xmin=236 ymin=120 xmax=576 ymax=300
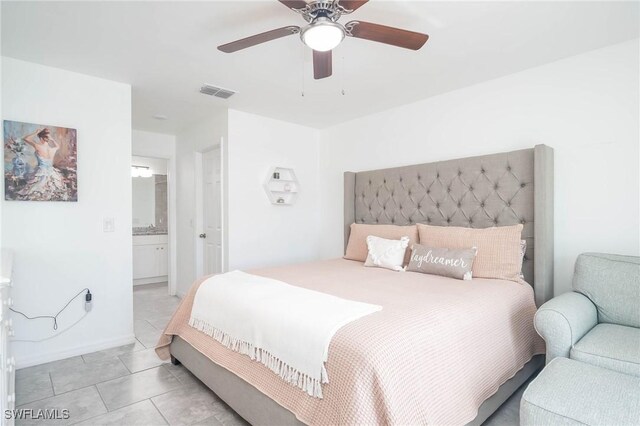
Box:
xmin=301 ymin=21 xmax=345 ymax=52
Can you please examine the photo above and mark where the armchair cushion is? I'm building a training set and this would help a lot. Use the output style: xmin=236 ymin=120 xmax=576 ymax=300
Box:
xmin=520 ymin=358 xmax=640 ymax=426
xmin=571 ymin=323 xmax=640 ymax=377
xmin=573 ymin=253 xmax=640 ymax=328
xmin=535 ymin=292 xmax=597 ymax=362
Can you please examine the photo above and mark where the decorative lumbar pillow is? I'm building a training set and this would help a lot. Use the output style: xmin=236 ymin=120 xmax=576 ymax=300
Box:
xmin=417 ymin=224 xmax=524 ymax=282
xmin=364 ymin=236 xmax=409 ymax=272
xmin=407 ymin=244 xmax=477 ymax=280
xmin=344 ymin=223 xmax=418 ymax=265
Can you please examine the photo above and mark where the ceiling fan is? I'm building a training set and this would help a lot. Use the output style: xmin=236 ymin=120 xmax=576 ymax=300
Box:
xmin=218 ymin=0 xmax=429 ymax=80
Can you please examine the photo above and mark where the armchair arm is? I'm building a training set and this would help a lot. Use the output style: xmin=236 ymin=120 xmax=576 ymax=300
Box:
xmin=534 ymin=292 xmax=598 ymax=364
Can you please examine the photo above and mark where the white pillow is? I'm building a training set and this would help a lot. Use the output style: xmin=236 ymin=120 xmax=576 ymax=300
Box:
xmin=364 ymin=236 xmax=409 ymax=272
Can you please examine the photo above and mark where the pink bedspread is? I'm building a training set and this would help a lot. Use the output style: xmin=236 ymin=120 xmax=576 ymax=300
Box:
xmin=157 ymin=258 xmax=544 ymax=425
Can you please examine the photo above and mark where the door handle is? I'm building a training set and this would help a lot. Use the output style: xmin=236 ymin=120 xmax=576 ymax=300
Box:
xmin=199 ymin=233 xmax=207 ymax=239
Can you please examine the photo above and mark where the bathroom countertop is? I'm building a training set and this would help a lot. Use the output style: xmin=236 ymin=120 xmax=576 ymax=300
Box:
xmin=133 ymin=228 xmax=168 ymax=236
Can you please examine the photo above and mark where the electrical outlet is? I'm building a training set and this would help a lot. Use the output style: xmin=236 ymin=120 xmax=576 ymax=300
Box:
xmin=103 ymin=217 xmax=115 ymax=233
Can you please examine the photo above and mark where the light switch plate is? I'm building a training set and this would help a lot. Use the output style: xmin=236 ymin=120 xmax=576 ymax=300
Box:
xmin=103 ymin=217 xmax=115 ymax=233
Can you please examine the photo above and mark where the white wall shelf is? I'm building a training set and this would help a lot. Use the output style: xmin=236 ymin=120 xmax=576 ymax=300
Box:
xmin=264 ymin=167 xmax=299 ymax=206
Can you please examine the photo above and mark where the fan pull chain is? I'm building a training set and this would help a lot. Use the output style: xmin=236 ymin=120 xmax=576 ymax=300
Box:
xmin=340 ymin=53 xmax=346 ymax=96
xmin=301 ymin=44 xmax=306 ymax=98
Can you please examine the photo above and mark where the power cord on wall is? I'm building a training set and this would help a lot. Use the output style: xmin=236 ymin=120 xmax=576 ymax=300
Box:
xmin=11 ymin=313 xmax=88 ymax=343
xmin=10 ymin=288 xmax=92 ymax=331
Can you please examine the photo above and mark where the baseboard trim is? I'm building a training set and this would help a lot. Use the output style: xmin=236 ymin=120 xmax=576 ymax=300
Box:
xmin=15 ymin=333 xmax=137 ymax=369
xmin=133 ymin=276 xmax=168 ymax=286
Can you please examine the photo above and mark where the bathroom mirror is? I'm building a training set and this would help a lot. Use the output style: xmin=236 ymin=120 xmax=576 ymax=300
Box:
xmin=132 ymin=156 xmax=168 ymax=235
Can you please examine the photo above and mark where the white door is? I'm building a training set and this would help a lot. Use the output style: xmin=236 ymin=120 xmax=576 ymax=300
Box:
xmin=202 ymin=148 xmax=222 ymax=275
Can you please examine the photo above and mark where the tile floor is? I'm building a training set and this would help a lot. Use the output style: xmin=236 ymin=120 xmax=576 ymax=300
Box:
xmin=16 ymin=282 xmax=527 ymax=425
xmin=15 ymin=283 xmax=248 ymax=426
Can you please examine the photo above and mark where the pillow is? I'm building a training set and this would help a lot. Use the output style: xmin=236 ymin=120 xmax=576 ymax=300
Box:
xmin=519 ymin=239 xmax=527 ymax=278
xmin=407 ymin=244 xmax=477 ymax=280
xmin=417 ymin=224 xmax=524 ymax=282
xmin=344 ymin=223 xmax=418 ymax=265
xmin=364 ymin=236 xmax=409 ymax=272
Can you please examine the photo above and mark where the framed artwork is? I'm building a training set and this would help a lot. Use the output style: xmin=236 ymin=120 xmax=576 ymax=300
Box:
xmin=3 ymin=120 xmax=78 ymax=201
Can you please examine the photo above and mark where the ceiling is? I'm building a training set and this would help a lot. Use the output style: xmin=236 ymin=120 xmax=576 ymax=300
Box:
xmin=2 ymin=1 xmax=638 ymax=134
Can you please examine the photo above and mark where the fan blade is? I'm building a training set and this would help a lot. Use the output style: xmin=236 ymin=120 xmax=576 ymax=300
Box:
xmin=218 ymin=26 xmax=300 ymax=53
xmin=313 ymin=50 xmax=332 ymax=80
xmin=277 ymin=1 xmax=308 ymax=11
xmin=346 ymin=21 xmax=428 ymax=50
xmin=338 ymin=1 xmax=369 ymax=12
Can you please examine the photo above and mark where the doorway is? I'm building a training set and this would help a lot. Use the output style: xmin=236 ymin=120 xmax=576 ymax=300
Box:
xmin=132 ymin=156 xmax=171 ymax=291
xmin=197 ymin=147 xmax=223 ymax=276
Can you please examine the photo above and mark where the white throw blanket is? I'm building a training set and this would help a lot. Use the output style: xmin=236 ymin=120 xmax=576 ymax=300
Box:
xmin=188 ymin=271 xmax=382 ymax=398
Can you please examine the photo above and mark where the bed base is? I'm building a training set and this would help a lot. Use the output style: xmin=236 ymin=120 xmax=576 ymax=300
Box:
xmin=170 ymin=336 xmax=543 ymax=426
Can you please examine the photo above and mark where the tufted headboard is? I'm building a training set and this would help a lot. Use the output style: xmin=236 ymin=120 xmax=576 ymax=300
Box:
xmin=344 ymin=145 xmax=554 ymax=306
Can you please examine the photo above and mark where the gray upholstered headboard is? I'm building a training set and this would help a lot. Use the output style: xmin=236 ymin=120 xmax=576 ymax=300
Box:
xmin=344 ymin=145 xmax=554 ymax=306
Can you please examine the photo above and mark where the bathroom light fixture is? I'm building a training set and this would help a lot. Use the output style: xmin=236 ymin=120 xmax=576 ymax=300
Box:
xmin=131 ymin=165 xmax=153 ymax=178
xmin=300 ymin=18 xmax=345 ymax=52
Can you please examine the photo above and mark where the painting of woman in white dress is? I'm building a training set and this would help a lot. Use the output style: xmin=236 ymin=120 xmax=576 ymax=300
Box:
xmin=4 ymin=120 xmax=77 ymax=201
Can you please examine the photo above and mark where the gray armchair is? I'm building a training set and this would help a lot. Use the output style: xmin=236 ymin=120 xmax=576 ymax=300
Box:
xmin=535 ymin=253 xmax=640 ymax=377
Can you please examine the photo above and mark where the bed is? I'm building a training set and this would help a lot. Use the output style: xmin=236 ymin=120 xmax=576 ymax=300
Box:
xmin=157 ymin=145 xmax=554 ymax=425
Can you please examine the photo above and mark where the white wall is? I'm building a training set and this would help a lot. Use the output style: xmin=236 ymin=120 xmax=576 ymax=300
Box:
xmin=132 ymin=130 xmax=175 ymax=160
xmin=2 ymin=58 xmax=133 ymax=367
xmin=227 ymin=110 xmax=321 ymax=271
xmin=173 ymin=110 xmax=321 ymax=294
xmin=175 ymin=111 xmax=228 ymax=295
xmin=319 ymin=39 xmax=640 ymax=296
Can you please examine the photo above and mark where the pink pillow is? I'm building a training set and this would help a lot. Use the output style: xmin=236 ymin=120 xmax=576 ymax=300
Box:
xmin=417 ymin=224 xmax=524 ymax=282
xmin=344 ymin=223 xmax=418 ymax=265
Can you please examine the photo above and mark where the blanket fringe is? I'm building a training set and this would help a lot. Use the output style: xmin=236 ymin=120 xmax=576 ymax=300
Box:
xmin=188 ymin=317 xmax=328 ymax=398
